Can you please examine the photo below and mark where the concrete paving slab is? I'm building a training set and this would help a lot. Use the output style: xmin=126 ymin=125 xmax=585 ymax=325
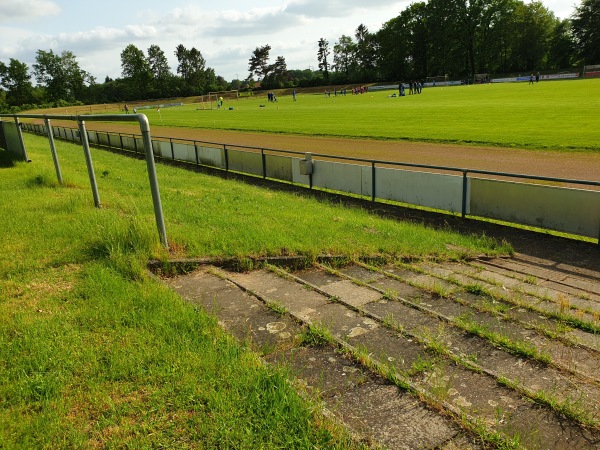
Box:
xmin=307 ymin=302 xmax=379 ymax=340
xmin=167 ymin=268 xmax=300 ymax=353
xmin=293 ymin=268 xmax=340 ymax=287
xmin=265 ymin=346 xmax=371 ymax=399
xmin=369 ymin=276 xmax=425 ymax=299
xmin=347 ymin=326 xmax=427 ymax=373
xmin=339 ymin=264 xmax=385 ymax=283
xmin=326 ymin=379 xmax=463 ymax=450
xmin=318 ymin=279 xmax=383 ymax=308
xmin=363 ymin=299 xmax=437 ymax=330
xmin=228 ymin=269 xmax=331 ymax=318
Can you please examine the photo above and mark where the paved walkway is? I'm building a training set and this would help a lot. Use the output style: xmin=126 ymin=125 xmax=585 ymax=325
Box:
xmin=163 ymin=251 xmax=600 ymax=449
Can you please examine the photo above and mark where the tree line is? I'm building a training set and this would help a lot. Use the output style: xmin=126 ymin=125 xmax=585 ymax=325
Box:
xmin=0 ymin=0 xmax=598 ymax=112
xmin=312 ymin=0 xmax=599 ymax=85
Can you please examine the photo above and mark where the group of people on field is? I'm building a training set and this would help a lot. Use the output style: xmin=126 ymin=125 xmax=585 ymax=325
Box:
xmin=529 ymin=72 xmax=541 ymax=84
xmin=397 ymin=80 xmax=424 ymax=97
xmin=123 ymin=104 xmax=137 ymax=114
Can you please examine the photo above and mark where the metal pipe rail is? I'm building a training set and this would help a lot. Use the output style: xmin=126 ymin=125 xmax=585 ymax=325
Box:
xmin=0 ymin=113 xmax=168 ymax=249
xmin=18 ymin=121 xmax=600 ymax=243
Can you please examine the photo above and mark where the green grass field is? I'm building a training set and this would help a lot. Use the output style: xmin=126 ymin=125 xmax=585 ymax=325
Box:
xmin=141 ymin=78 xmax=600 ymax=151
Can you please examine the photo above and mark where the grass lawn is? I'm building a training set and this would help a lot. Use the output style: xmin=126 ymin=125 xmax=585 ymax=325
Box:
xmin=0 ymin=135 xmax=511 ymax=448
xmin=138 ymin=78 xmax=600 ymax=151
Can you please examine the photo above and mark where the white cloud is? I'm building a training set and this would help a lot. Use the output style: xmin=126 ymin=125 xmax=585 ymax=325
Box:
xmin=0 ymin=0 xmax=61 ymax=23
xmin=124 ymin=24 xmax=159 ymax=39
xmin=284 ymin=0 xmax=409 ymax=18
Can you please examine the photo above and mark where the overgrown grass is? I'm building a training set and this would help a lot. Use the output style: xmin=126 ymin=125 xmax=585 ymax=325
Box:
xmin=0 ymin=135 xmax=510 ymax=447
xmin=134 ymin=78 xmax=600 ymax=151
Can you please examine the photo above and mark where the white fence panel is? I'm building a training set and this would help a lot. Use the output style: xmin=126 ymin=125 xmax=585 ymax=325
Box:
xmin=470 ymin=178 xmax=600 ymax=238
xmin=292 ymin=158 xmax=311 ymax=186
xmin=312 ymin=160 xmax=371 ymax=196
xmin=265 ymin=154 xmax=294 ymax=182
xmin=152 ymin=140 xmax=172 ymax=158
xmin=87 ymin=131 xmax=98 ymax=145
xmin=197 ymin=145 xmax=224 ymax=168
xmin=228 ymin=149 xmax=263 ymax=176
xmin=376 ymin=168 xmax=464 ymax=213
xmin=172 ymin=142 xmax=196 ymax=163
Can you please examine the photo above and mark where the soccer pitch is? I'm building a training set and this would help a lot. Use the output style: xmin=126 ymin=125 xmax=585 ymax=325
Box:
xmin=145 ymin=78 xmax=600 ymax=151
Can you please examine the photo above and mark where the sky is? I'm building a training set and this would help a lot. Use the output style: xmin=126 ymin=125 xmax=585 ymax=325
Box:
xmin=0 ymin=0 xmax=580 ymax=83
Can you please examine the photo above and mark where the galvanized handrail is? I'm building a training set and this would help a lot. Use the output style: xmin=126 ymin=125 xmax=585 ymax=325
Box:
xmin=0 ymin=113 xmax=168 ymax=249
xmin=15 ymin=120 xmax=600 ymax=243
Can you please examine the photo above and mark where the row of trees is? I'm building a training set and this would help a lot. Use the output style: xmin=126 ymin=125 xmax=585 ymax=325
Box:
xmin=0 ymin=43 xmax=231 ymax=112
xmin=310 ymin=0 xmax=599 ymax=84
xmin=249 ymin=0 xmax=599 ymax=87
xmin=1 ymin=0 xmax=598 ymax=111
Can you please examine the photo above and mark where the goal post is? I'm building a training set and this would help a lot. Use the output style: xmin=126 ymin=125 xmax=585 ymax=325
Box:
xmin=196 ymin=95 xmax=213 ymax=110
xmin=425 ymin=75 xmax=448 ymax=87
xmin=208 ymin=90 xmax=239 ymax=101
xmin=583 ymin=64 xmax=600 ymax=78
xmin=474 ymin=73 xmax=490 ymax=84
xmin=207 ymin=90 xmax=239 ymax=109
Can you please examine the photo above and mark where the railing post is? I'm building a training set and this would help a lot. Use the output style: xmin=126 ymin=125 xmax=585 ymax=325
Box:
xmin=461 ymin=170 xmax=468 ymax=218
xmin=138 ymin=115 xmax=169 ymax=250
xmin=262 ymin=148 xmax=267 ymax=179
xmin=78 ymin=120 xmax=101 ymax=208
xmin=371 ymin=162 xmax=376 ymax=202
xmin=194 ymin=142 xmax=199 ymax=165
xmin=13 ymin=117 xmax=29 ymax=162
xmin=224 ymin=144 xmax=229 ymax=172
xmin=170 ymin=138 xmax=175 ymax=160
xmin=44 ymin=118 xmax=63 ymax=185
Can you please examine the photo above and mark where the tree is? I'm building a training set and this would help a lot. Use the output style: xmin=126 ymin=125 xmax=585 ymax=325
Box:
xmin=271 ymin=56 xmax=288 ymax=87
xmin=120 ymin=44 xmax=152 ymax=98
xmin=147 ymin=45 xmax=172 ymax=83
xmin=511 ymin=1 xmax=557 ymax=71
xmin=333 ymin=35 xmax=356 ymax=79
xmin=33 ymin=50 xmax=91 ymax=102
xmin=247 ymin=45 xmax=271 ymax=81
xmin=0 ymin=58 xmax=34 ymax=106
xmin=317 ymin=38 xmax=330 ymax=80
xmin=354 ymin=24 xmax=378 ymax=80
xmin=175 ymin=45 xmax=207 ymax=95
xmin=426 ymin=0 xmax=463 ymax=77
xmin=475 ymin=0 xmax=519 ymax=74
xmin=547 ymin=19 xmax=575 ymax=69
xmin=571 ymin=0 xmax=600 ymax=65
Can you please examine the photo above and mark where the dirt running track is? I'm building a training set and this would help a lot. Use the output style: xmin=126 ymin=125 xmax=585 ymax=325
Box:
xmin=80 ymin=123 xmax=600 ymax=182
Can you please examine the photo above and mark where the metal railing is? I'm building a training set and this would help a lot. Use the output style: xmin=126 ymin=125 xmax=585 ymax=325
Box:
xmin=1 ymin=114 xmax=168 ymax=249
xmin=18 ymin=121 xmax=600 ymax=243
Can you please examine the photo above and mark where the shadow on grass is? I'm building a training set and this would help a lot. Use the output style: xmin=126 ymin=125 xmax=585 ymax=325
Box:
xmin=0 ymin=149 xmax=15 ymax=168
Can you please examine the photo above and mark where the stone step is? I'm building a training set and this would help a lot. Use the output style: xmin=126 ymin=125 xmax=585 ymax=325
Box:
xmin=164 ymin=260 xmax=600 ymax=450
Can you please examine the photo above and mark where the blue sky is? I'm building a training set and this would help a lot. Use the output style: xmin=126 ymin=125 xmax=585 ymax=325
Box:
xmin=0 ymin=0 xmax=579 ymax=83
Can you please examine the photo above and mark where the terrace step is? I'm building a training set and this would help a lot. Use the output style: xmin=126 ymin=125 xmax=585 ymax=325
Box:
xmin=164 ymin=257 xmax=600 ymax=450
